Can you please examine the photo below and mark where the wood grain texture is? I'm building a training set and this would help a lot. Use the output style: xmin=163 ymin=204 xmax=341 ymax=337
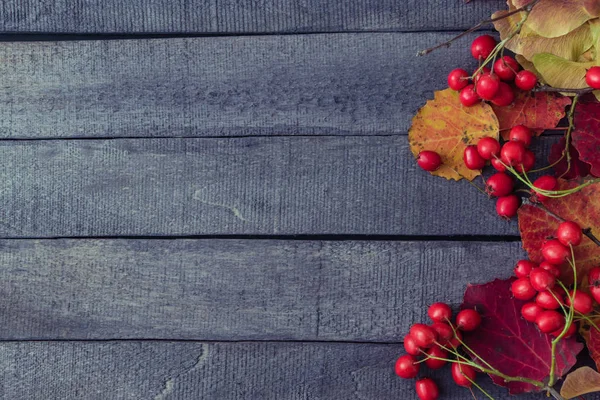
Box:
xmin=0 ymin=33 xmax=490 ymax=139
xmin=0 ymin=136 xmax=553 ymax=237
xmin=0 ymin=239 xmax=526 ymax=341
xmin=0 ymin=341 xmax=542 ymax=400
xmin=0 ymin=0 xmax=505 ymax=34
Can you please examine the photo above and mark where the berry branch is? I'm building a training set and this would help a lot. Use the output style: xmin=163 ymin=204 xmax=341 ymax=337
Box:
xmin=522 ymin=198 xmax=600 ymax=248
xmin=417 ymin=0 xmax=540 ymax=57
xmin=533 ymin=86 xmax=596 ymax=96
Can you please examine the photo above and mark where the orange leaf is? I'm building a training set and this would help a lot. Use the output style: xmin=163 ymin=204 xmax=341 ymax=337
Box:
xmin=518 ymin=179 xmax=600 ymax=281
xmin=560 ymin=367 xmax=600 ymax=399
xmin=408 ymin=89 xmax=499 ymax=181
xmin=491 ymin=91 xmax=571 ymax=139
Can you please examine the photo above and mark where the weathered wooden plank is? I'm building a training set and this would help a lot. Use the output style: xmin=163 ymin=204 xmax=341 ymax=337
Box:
xmin=0 ymin=33 xmax=490 ymax=139
xmin=0 ymin=1 xmax=504 ymax=34
xmin=0 ymin=341 xmax=541 ymax=400
xmin=0 ymin=136 xmax=554 ymax=237
xmin=0 ymin=239 xmax=525 ymax=340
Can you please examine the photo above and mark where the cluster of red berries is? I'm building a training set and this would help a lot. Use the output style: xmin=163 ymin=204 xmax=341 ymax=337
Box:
xmin=417 ymin=122 xmax=559 ymax=219
xmin=510 ymin=220 xmax=595 ymax=336
xmin=395 ymin=303 xmax=483 ymax=400
xmin=447 ymin=35 xmax=537 ymax=108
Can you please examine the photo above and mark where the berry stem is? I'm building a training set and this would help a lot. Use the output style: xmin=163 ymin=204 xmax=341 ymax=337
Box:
xmin=417 ymin=0 xmax=540 ymax=56
xmin=548 ymin=246 xmax=577 ymax=388
xmin=466 ymin=376 xmax=495 ymax=400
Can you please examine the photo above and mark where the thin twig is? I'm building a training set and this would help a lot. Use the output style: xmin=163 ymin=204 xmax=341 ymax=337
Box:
xmin=522 ymin=198 xmax=600 ymax=247
xmin=546 ymin=386 xmax=566 ymax=400
xmin=533 ymin=86 xmax=595 ymax=95
xmin=417 ymin=0 xmax=540 ymax=56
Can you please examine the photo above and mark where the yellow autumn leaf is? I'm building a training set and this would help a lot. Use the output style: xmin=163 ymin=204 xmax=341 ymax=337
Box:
xmin=408 ymin=89 xmax=499 ymax=181
xmin=521 ymin=0 xmax=600 ymax=38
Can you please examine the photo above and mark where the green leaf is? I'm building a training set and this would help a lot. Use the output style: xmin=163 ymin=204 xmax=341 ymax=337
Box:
xmin=532 ymin=53 xmax=597 ymax=89
xmin=523 ymin=0 xmax=600 ymax=38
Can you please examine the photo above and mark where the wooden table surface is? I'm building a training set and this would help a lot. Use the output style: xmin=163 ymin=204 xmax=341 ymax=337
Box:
xmin=0 ymin=1 xmax=560 ymax=399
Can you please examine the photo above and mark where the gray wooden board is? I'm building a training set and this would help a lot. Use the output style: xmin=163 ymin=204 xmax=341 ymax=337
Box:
xmin=0 ymin=0 xmax=505 ymax=34
xmin=0 ymin=239 xmax=527 ymax=341
xmin=0 ymin=341 xmax=547 ymax=400
xmin=0 ymin=33 xmax=503 ymax=139
xmin=0 ymin=136 xmax=554 ymax=237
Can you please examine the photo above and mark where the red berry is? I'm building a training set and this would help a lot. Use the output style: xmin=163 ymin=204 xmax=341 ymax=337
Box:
xmin=428 ymin=302 xmax=452 ymax=323
xmin=493 ymin=56 xmax=520 ymax=81
xmin=529 ymin=268 xmax=556 ymax=292
xmin=536 ymin=310 xmax=565 ymax=333
xmin=586 ymin=66 xmax=600 ymax=90
xmin=460 ymin=84 xmax=481 ymax=107
xmin=589 ymin=267 xmax=600 ymax=287
xmin=451 ymin=363 xmax=477 ymax=388
xmin=476 ymin=74 xmax=500 ymax=100
xmin=417 ymin=151 xmax=442 ymax=172
xmin=515 ymin=150 xmax=535 ymax=173
xmin=539 ymin=261 xmax=561 ymax=278
xmin=477 ymin=137 xmax=501 ymax=160
xmin=535 ymin=290 xmax=563 ymax=310
xmin=557 ymin=221 xmax=583 ymax=247
xmin=473 ymin=67 xmax=491 ymax=85
xmin=464 ymin=145 xmax=486 ymax=170
xmin=500 ymin=141 xmax=526 ymax=166
xmin=395 ymin=354 xmax=420 ymax=379
xmin=509 ymin=125 xmax=533 ymax=147
xmin=511 ymin=277 xmax=537 ymax=300
xmin=416 ymin=378 xmax=440 ymax=400
xmin=404 ymin=334 xmax=421 ymax=356
xmin=566 ymin=290 xmax=594 ymax=315
xmin=515 ymin=70 xmax=538 ymax=91
xmin=409 ymin=323 xmax=438 ymax=348
xmin=491 ymin=157 xmax=506 ymax=172
xmin=490 ymin=82 xmax=515 ymax=107
xmin=542 ymin=239 xmax=570 ymax=265
xmin=591 ymin=286 xmax=600 ymax=304
xmin=486 ymin=172 xmax=514 ymax=197
xmin=471 ymin=35 xmax=497 ymax=60
xmin=515 ymin=260 xmax=537 ymax=278
xmin=496 ymin=195 xmax=520 ymax=219
xmin=532 ymin=175 xmax=558 ymax=203
xmin=456 ymin=309 xmax=481 ymax=331
xmin=521 ymin=302 xmax=544 ymax=322
xmin=425 ymin=346 xmax=448 ymax=370
xmin=448 ymin=68 xmax=470 ymax=91
xmin=431 ymin=322 xmax=454 ymax=345
xmin=551 ymin=322 xmax=577 ymax=338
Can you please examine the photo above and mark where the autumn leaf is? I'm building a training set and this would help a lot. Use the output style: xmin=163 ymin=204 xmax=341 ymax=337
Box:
xmin=494 ymin=15 xmax=596 ymax=63
xmin=572 ymin=100 xmax=600 ymax=177
xmin=583 ymin=322 xmax=600 ymax=370
xmin=461 ymin=278 xmax=583 ymax=394
xmin=521 ymin=0 xmax=600 ymax=39
xmin=549 ymin=137 xmax=591 ymax=180
xmin=518 ymin=179 xmax=600 ymax=281
xmin=408 ymin=88 xmax=499 ymax=181
xmin=490 ymin=90 xmax=571 ymax=138
xmin=532 ymin=53 xmax=597 ymax=90
xmin=560 ymin=366 xmax=600 ymax=399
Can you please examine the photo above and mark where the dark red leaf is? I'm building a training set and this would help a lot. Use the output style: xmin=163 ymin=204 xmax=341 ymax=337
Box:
xmin=548 ymin=137 xmax=591 ymax=180
xmin=583 ymin=322 xmax=600 ymax=371
xmin=572 ymin=100 xmax=600 ymax=177
xmin=462 ymin=278 xmax=583 ymax=394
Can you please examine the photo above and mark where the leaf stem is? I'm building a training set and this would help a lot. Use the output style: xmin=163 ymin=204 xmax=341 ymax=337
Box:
xmin=417 ymin=0 xmax=540 ymax=56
